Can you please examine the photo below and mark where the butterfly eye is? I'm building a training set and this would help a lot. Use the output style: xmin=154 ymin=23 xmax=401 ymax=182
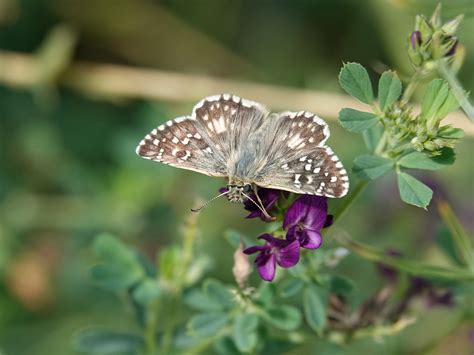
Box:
xmin=243 ymin=185 xmax=252 ymax=194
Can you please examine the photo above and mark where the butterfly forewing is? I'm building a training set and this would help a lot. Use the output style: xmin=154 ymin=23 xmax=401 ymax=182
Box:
xmin=192 ymin=94 xmax=269 ymax=164
xmin=136 ymin=116 xmax=227 ymax=176
xmin=136 ymin=94 xmax=269 ymax=178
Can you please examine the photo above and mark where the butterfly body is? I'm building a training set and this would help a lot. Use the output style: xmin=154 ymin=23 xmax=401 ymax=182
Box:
xmin=137 ymin=94 xmax=349 ymax=200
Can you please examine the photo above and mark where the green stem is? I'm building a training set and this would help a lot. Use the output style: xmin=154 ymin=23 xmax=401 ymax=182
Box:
xmin=437 ymin=199 xmax=474 ymax=271
xmin=334 ymin=233 xmax=474 ymax=282
xmin=160 ymin=213 xmax=198 ymax=353
xmin=331 ymin=131 xmax=387 ymax=224
xmin=401 ymin=70 xmax=422 ymax=105
xmin=332 ymin=180 xmax=369 ymax=224
xmin=437 ymin=61 xmax=474 ymax=121
xmin=145 ymin=301 xmax=159 ymax=354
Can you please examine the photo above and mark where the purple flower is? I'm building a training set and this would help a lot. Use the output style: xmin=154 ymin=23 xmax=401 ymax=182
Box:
xmin=283 ymin=195 xmax=327 ymax=249
xmin=243 ymin=234 xmax=300 ymax=281
xmin=410 ymin=31 xmax=422 ymax=49
xmin=244 ymin=188 xmax=282 ymax=221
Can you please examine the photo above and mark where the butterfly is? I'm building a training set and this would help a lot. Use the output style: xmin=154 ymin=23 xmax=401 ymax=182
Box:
xmin=136 ymin=94 xmax=349 ymax=207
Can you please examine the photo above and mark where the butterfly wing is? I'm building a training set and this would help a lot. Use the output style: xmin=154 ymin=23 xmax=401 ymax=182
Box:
xmin=136 ymin=94 xmax=269 ymax=178
xmin=249 ymin=111 xmax=349 ymax=197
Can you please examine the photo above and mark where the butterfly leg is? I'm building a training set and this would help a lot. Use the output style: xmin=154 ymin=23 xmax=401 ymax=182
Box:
xmin=251 ymin=184 xmax=275 ymax=221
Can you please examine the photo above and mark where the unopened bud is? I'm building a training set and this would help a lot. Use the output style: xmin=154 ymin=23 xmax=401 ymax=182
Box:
xmin=429 ymin=3 xmax=442 ymax=29
xmin=233 ymin=243 xmax=252 ymax=289
xmin=441 ymin=15 xmax=463 ymax=35
xmin=410 ymin=31 xmax=422 ymax=49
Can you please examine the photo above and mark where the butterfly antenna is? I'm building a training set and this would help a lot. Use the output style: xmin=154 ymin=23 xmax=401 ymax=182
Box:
xmin=241 ymin=192 xmax=273 ymax=220
xmin=191 ymin=190 xmax=231 ymax=213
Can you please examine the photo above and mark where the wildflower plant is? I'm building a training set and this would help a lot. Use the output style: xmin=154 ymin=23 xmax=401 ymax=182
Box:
xmin=75 ymin=4 xmax=473 ymax=355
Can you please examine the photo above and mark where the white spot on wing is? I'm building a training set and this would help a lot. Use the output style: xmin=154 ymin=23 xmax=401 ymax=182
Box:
xmin=214 ymin=116 xmax=226 ymax=134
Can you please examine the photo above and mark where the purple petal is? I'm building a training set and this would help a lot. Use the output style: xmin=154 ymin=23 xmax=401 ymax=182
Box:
xmin=302 ymin=196 xmax=328 ymax=230
xmin=243 ymin=245 xmax=265 ymax=255
xmin=283 ymin=195 xmax=327 ymax=231
xmin=245 ymin=211 xmax=261 ymax=219
xmin=277 ymin=240 xmax=300 ymax=267
xmin=219 ymin=187 xmax=229 ymax=193
xmin=244 ymin=188 xmax=281 ymax=221
xmin=300 ymin=229 xmax=322 ymax=249
xmin=410 ymin=31 xmax=422 ymax=49
xmin=258 ymin=254 xmax=276 ymax=281
xmin=323 ymin=214 xmax=334 ymax=228
xmin=258 ymin=234 xmax=288 ymax=248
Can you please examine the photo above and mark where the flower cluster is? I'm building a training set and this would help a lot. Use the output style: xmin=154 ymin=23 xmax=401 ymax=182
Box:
xmin=407 ymin=4 xmax=464 ymax=71
xmin=241 ymin=189 xmax=329 ymax=281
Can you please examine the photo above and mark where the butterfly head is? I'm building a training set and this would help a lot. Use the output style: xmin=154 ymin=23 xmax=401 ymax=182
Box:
xmin=226 ymin=184 xmax=252 ymax=203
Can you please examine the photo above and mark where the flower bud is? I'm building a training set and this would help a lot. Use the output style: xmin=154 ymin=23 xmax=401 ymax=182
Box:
xmin=233 ymin=243 xmax=252 ymax=288
xmin=441 ymin=15 xmax=463 ymax=35
xmin=410 ymin=31 xmax=422 ymax=49
xmin=429 ymin=3 xmax=442 ymax=28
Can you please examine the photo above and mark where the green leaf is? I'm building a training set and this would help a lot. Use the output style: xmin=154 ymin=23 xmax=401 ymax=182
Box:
xmin=339 ymin=62 xmax=374 ymax=104
xmin=132 ymin=279 xmax=160 ymax=306
xmin=353 ymin=154 xmax=393 ymax=180
xmin=303 ymin=285 xmax=327 ymax=334
xmin=397 ymin=172 xmax=433 ymax=209
xmin=213 ymin=337 xmax=240 ymax=355
xmin=257 ymin=282 xmax=275 ymax=308
xmin=339 ymin=109 xmax=379 ymax=133
xmin=188 ymin=313 xmax=229 ymax=338
xmin=183 ymin=289 xmax=224 ymax=312
xmin=74 ymin=329 xmax=143 ymax=354
xmin=436 ymin=90 xmax=460 ymax=119
xmin=438 ymin=126 xmax=464 ymax=139
xmin=421 ymin=79 xmax=449 ymax=121
xmin=261 ymin=305 xmax=302 ymax=331
xmin=204 ymin=279 xmax=235 ymax=309
xmin=398 ymin=149 xmax=455 ymax=170
xmin=329 ymin=275 xmax=355 ymax=296
xmin=362 ymin=125 xmax=383 ymax=152
xmin=378 ymin=71 xmax=402 ymax=111
xmin=232 ymin=314 xmax=259 ymax=353
xmin=278 ymin=278 xmax=304 ymax=298
xmin=91 ymin=235 xmax=144 ymax=290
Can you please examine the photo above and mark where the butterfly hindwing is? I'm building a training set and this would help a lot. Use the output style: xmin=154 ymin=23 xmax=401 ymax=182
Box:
xmin=246 ymin=111 xmax=349 ymax=197
xmin=256 ymin=146 xmax=349 ymax=197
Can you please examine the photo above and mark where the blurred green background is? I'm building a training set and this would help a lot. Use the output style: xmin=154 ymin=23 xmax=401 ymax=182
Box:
xmin=0 ymin=0 xmax=473 ymax=354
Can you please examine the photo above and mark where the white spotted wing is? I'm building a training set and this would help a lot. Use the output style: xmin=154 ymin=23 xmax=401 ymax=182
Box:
xmin=136 ymin=95 xmax=349 ymax=198
xmin=136 ymin=94 xmax=268 ymax=177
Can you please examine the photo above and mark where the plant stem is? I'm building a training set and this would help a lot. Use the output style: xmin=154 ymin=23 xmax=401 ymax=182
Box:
xmin=160 ymin=212 xmax=198 ymax=353
xmin=436 ymin=199 xmax=474 ymax=271
xmin=145 ymin=301 xmax=159 ymax=354
xmin=332 ymin=180 xmax=369 ymax=224
xmin=334 ymin=233 xmax=474 ymax=281
xmin=437 ymin=61 xmax=474 ymax=121
xmin=401 ymin=70 xmax=421 ymax=105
